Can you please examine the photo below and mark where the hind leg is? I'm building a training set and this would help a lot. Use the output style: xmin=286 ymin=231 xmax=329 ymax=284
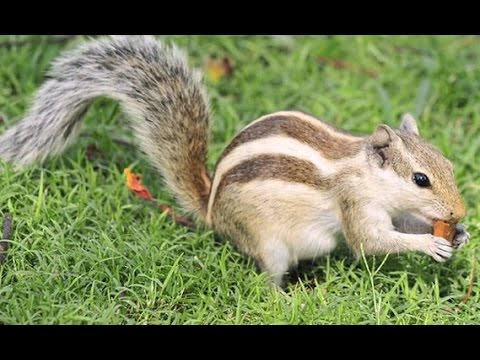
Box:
xmin=211 ymin=194 xmax=293 ymax=288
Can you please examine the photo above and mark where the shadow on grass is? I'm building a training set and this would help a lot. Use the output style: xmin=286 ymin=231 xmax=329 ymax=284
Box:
xmin=282 ymin=241 xmax=472 ymax=298
xmin=212 ymin=232 xmax=473 ymax=296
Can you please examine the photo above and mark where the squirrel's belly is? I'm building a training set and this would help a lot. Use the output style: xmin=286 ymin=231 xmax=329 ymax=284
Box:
xmin=291 ymin=215 xmax=342 ymax=261
xmin=210 ymin=179 xmax=339 ymax=258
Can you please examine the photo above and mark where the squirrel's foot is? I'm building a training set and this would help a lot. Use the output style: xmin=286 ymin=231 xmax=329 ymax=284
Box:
xmin=452 ymin=223 xmax=470 ymax=249
xmin=425 ymin=235 xmax=454 ymax=262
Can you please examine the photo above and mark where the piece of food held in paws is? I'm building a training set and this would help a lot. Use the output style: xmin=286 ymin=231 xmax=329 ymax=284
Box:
xmin=433 ymin=220 xmax=457 ymax=244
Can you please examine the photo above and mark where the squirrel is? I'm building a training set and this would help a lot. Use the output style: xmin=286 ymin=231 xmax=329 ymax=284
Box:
xmin=0 ymin=35 xmax=470 ymax=287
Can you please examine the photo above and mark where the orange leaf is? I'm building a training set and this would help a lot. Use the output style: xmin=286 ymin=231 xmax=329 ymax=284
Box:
xmin=205 ymin=57 xmax=234 ymax=83
xmin=124 ymin=167 xmax=154 ymax=201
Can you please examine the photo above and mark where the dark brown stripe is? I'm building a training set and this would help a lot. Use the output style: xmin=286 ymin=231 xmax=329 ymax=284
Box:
xmin=216 ymin=154 xmax=331 ymax=197
xmin=217 ymin=115 xmax=364 ymax=164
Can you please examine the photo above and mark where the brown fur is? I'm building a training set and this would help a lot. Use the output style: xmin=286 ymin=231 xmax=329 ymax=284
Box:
xmin=216 ymin=114 xmax=364 ymax=165
xmin=211 ymin=185 xmax=264 ymax=261
xmin=216 ymin=154 xmax=330 ymax=196
xmin=366 ymin=123 xmax=466 ymax=222
xmin=395 ymin=130 xmax=465 ymax=220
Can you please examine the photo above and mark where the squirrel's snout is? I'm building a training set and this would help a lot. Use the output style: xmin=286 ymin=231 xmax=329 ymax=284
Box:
xmin=450 ymin=200 xmax=466 ymax=222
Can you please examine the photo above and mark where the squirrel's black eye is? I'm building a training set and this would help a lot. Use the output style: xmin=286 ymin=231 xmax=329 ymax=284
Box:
xmin=413 ymin=172 xmax=431 ymax=188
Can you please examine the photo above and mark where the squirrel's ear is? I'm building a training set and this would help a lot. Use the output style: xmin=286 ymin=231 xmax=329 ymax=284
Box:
xmin=370 ymin=124 xmax=400 ymax=148
xmin=399 ymin=113 xmax=419 ymax=135
xmin=368 ymin=124 xmax=400 ymax=167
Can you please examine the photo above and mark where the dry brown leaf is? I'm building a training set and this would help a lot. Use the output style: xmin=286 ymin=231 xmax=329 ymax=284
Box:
xmin=124 ymin=167 xmax=154 ymax=201
xmin=123 ymin=168 xmax=195 ymax=228
xmin=205 ymin=57 xmax=234 ymax=83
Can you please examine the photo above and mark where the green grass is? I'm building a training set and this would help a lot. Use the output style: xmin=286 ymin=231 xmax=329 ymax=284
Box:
xmin=0 ymin=35 xmax=479 ymax=324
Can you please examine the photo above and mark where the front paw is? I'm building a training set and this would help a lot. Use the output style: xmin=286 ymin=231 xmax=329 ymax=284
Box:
xmin=452 ymin=223 xmax=470 ymax=249
xmin=425 ymin=235 xmax=454 ymax=262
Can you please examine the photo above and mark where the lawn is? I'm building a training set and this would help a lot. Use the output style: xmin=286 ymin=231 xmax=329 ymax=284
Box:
xmin=0 ymin=35 xmax=479 ymax=324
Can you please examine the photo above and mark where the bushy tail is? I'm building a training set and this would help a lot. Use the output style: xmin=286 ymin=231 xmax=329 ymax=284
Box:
xmin=0 ymin=35 xmax=211 ymax=219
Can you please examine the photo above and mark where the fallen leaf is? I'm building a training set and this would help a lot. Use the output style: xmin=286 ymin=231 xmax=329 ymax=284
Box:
xmin=123 ymin=167 xmax=196 ymax=229
xmin=205 ymin=57 xmax=234 ymax=83
xmin=124 ymin=167 xmax=154 ymax=201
